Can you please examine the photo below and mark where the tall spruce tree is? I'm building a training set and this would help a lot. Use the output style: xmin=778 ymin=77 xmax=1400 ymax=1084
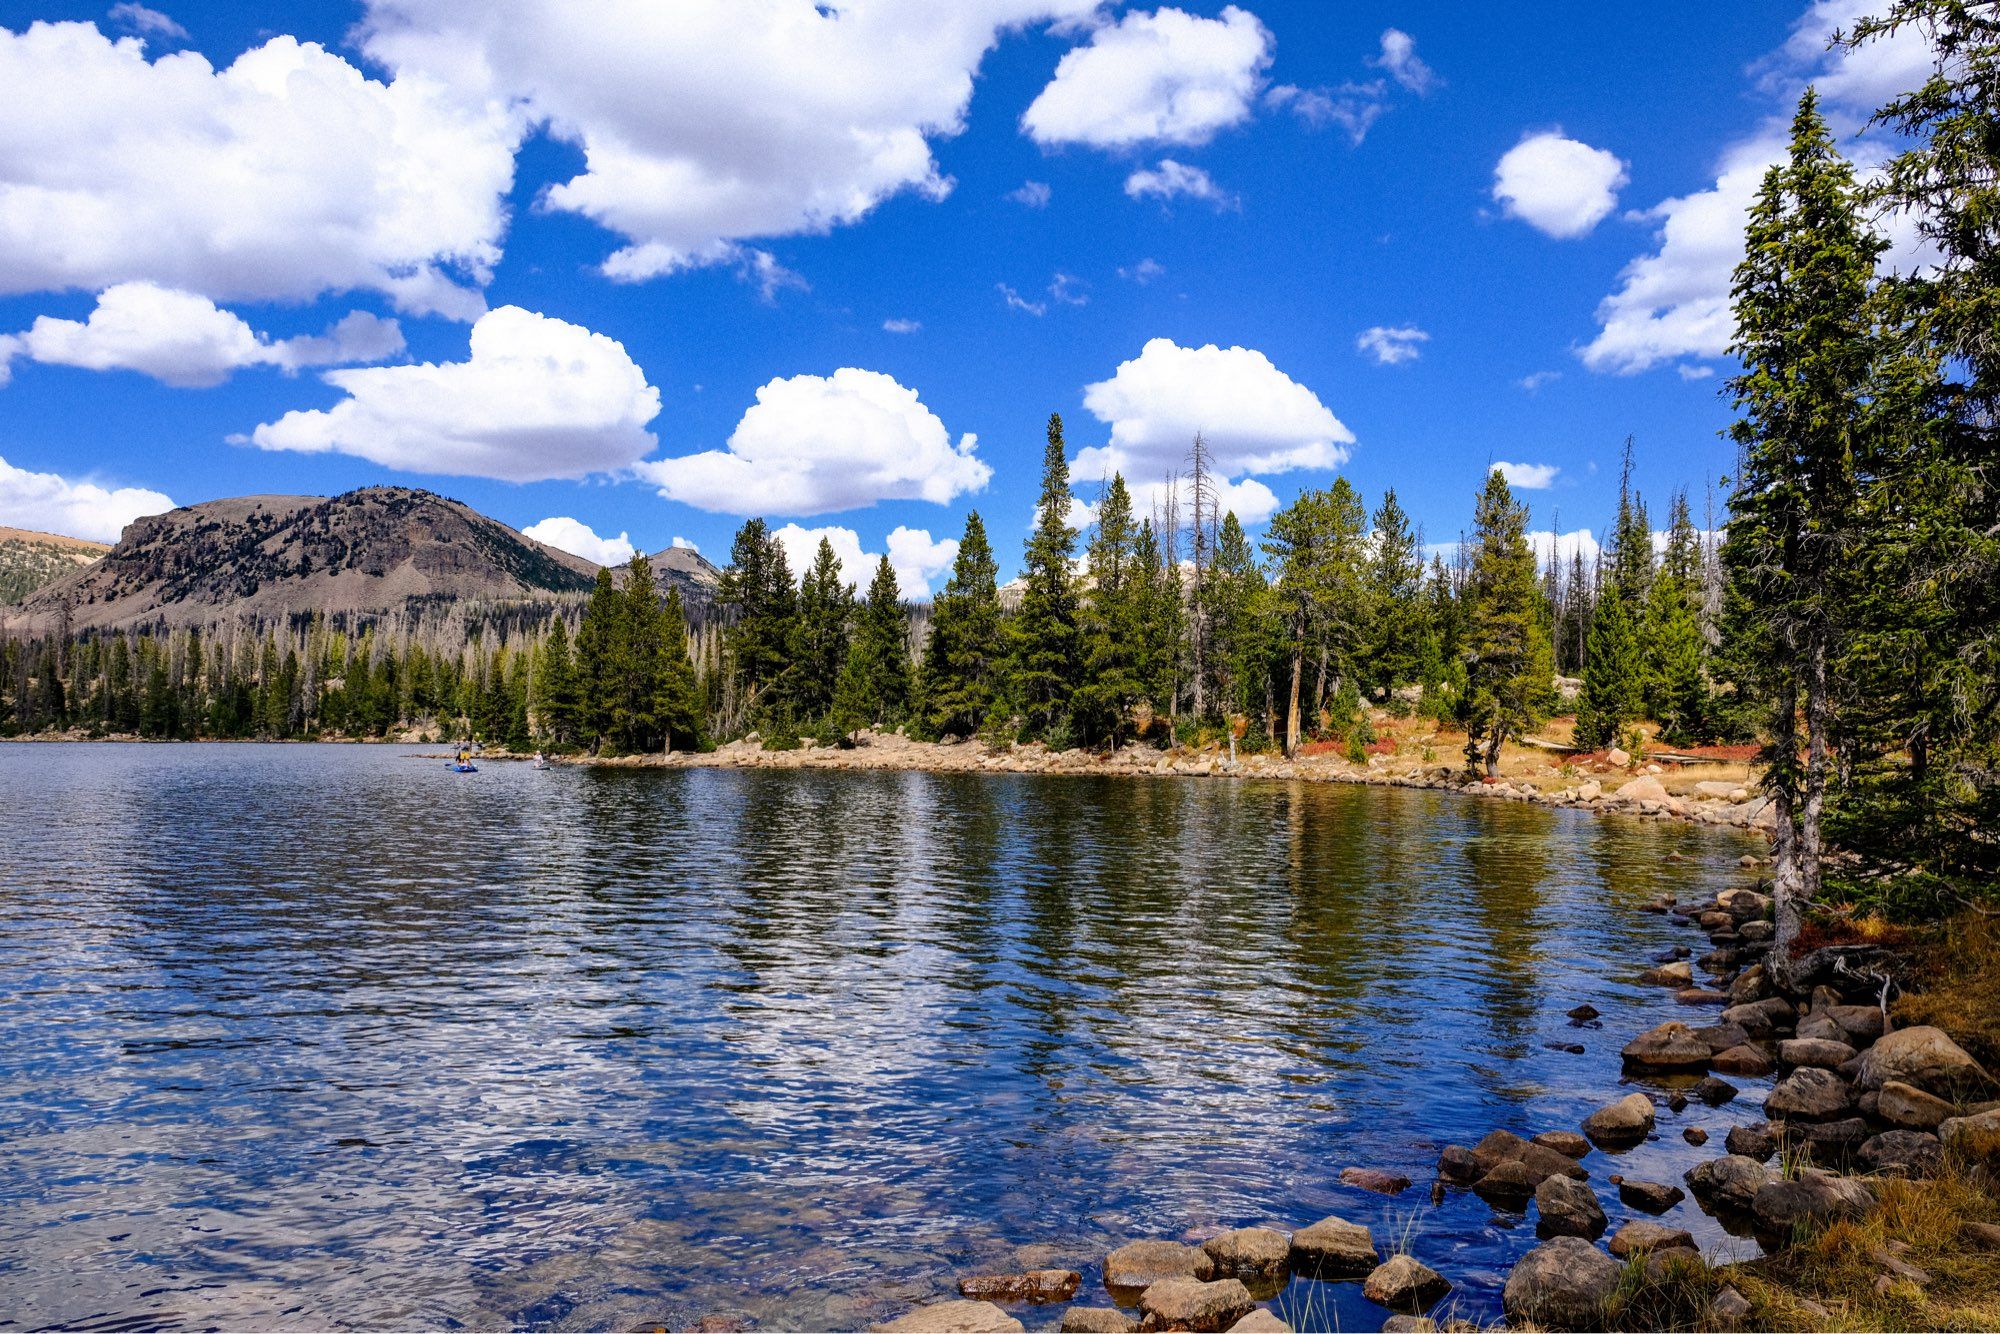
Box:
xmin=1459 ymin=469 xmax=1553 ymax=775
xmin=1010 ymin=413 xmax=1083 ymax=738
xmin=1725 ymin=89 xmax=1882 ymax=973
xmin=794 ymin=537 xmax=855 ymax=723
xmin=1073 ymin=474 xmax=1144 ymax=745
xmin=1573 ymin=564 xmax=1643 ymax=751
xmin=1364 ymin=489 xmax=1425 ymax=695
xmin=921 ymin=512 xmax=1004 ymax=739
xmin=575 ymin=566 xmax=624 ymax=750
xmin=1646 ymin=492 xmax=1713 ymax=746
xmin=656 ymin=587 xmax=705 ymax=752
xmin=717 ymin=519 xmax=798 ymax=731
xmin=534 ymin=615 xmax=581 ymax=748
xmin=833 ymin=554 xmax=911 ymax=733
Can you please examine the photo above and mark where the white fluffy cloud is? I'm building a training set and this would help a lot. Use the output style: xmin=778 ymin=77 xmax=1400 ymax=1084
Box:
xmin=360 ymin=0 xmax=1095 ymax=283
xmin=1355 ymin=325 xmax=1428 ymax=365
xmin=1528 ymin=528 xmax=1601 ymax=567
xmin=246 ymin=306 xmax=661 ymax=482
xmin=1124 ymin=159 xmax=1234 ymax=208
xmin=521 ymin=516 xmax=636 ymax=566
xmin=771 ymin=521 xmax=957 ymax=597
xmin=1496 ymin=461 xmax=1560 ymax=490
xmin=0 ymin=23 xmax=515 ymax=318
xmin=1373 ymin=28 xmax=1438 ymax=95
xmin=0 ymin=452 xmax=173 ymax=542
xmin=640 ymin=367 xmax=990 ymax=516
xmin=5 ymin=282 xmax=402 ymax=388
xmin=1021 ymin=5 xmax=1272 ymax=149
xmin=1493 ymin=131 xmax=1629 ymax=239
xmin=1075 ymin=338 xmax=1352 ymax=511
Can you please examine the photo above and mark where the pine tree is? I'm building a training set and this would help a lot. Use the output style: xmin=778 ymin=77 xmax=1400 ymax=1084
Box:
xmin=1646 ymin=492 xmax=1712 ymax=746
xmin=1364 ymin=489 xmax=1425 ymax=695
xmin=794 ymin=537 xmax=855 ymax=723
xmin=575 ymin=566 xmax=623 ymax=750
xmin=717 ymin=518 xmax=798 ymax=732
xmin=921 ymin=512 xmax=1004 ymax=740
xmin=831 ymin=554 xmax=911 ymax=736
xmin=1207 ymin=511 xmax=1269 ymax=727
xmin=656 ymin=587 xmax=705 ymax=752
xmin=1010 ymin=413 xmax=1082 ymax=739
xmin=1573 ymin=565 xmax=1643 ymax=751
xmin=1072 ymin=473 xmax=1144 ymax=745
xmin=1459 ymin=469 xmax=1553 ymax=775
xmin=1131 ymin=517 xmax=1181 ymax=724
xmin=535 ymin=615 xmax=582 ymax=748
xmin=1725 ymin=89 xmax=1882 ymax=972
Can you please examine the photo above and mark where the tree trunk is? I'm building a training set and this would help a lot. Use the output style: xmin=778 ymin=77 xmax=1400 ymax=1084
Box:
xmin=1285 ymin=629 xmax=1303 ymax=757
xmin=1801 ymin=624 xmax=1829 ymax=906
xmin=1769 ymin=672 xmax=1805 ymax=990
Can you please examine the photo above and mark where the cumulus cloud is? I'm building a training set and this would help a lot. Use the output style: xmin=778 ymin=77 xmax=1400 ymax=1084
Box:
xmin=6 ymin=282 xmax=402 ymax=388
xmin=521 ymin=515 xmax=636 ymax=566
xmin=107 ymin=3 xmax=186 ymax=40
xmin=1008 ymin=180 xmax=1052 ymax=208
xmin=1372 ymin=28 xmax=1438 ymax=95
xmin=670 ymin=536 xmax=699 ymax=551
xmin=771 ymin=520 xmax=957 ymax=597
xmin=360 ymin=0 xmax=1096 ymax=284
xmin=1075 ymin=338 xmax=1352 ymax=511
xmin=1124 ymin=159 xmax=1235 ymax=208
xmin=0 ymin=23 xmax=515 ymax=318
xmin=1496 ymin=461 xmax=1560 ymax=489
xmin=1528 ymin=528 xmax=1601 ymax=567
xmin=640 ymin=367 xmax=990 ymax=517
xmin=0 ymin=452 xmax=173 ymax=542
xmin=1493 ymin=131 xmax=1629 ymax=239
xmin=246 ymin=305 xmax=661 ymax=482
xmin=1021 ymin=5 xmax=1271 ymax=149
xmin=1355 ymin=324 xmax=1428 ymax=366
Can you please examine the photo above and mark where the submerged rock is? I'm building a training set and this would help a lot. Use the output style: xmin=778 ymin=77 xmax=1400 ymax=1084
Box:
xmin=1501 ymin=1237 xmax=1621 ymax=1331
xmin=872 ymin=1300 xmax=1025 ymax=1333
xmin=1362 ymin=1255 xmax=1452 ymax=1313
xmin=1622 ymin=1022 xmax=1713 ymax=1070
xmin=1103 ymin=1241 xmax=1213 ymax=1294
xmin=1338 ymin=1166 xmax=1411 ymax=1196
xmin=1582 ymin=1092 xmax=1656 ymax=1145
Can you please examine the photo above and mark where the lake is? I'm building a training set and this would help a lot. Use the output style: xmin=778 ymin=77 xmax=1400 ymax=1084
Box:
xmin=0 ymin=743 xmax=1770 ymax=1330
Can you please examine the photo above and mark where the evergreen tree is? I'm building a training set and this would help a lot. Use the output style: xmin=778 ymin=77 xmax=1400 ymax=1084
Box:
xmin=1009 ymin=413 xmax=1082 ymax=738
xmin=1131 ymin=517 xmax=1181 ymax=724
xmin=1725 ymin=89 xmax=1882 ymax=971
xmin=1646 ymin=492 xmax=1713 ymax=745
xmin=920 ymin=511 xmax=1004 ymax=739
xmin=717 ymin=518 xmax=798 ymax=731
xmin=1072 ymin=473 xmax=1144 ymax=745
xmin=655 ymin=587 xmax=705 ymax=752
xmin=1458 ymin=469 xmax=1553 ymax=775
xmin=535 ymin=615 xmax=581 ymax=748
xmin=794 ymin=537 xmax=855 ymax=723
xmin=575 ymin=566 xmax=623 ymax=749
xmin=1364 ymin=489 xmax=1425 ymax=695
xmin=1207 ymin=511 xmax=1269 ymax=727
xmin=1573 ymin=565 xmax=1643 ymax=751
xmin=839 ymin=554 xmax=911 ymax=730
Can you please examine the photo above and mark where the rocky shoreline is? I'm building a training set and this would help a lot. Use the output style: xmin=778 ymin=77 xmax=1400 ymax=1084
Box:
xmin=853 ymin=871 xmax=1998 ymax=1333
xmin=566 ymin=730 xmax=1780 ymax=837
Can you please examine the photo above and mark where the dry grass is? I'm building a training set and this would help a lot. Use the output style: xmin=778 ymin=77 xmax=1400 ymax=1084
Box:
xmin=1895 ymin=912 xmax=2000 ymax=1072
xmin=1728 ymin=1168 xmax=2000 ymax=1332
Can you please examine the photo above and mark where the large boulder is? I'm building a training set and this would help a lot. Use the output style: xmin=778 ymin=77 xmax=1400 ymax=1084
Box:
xmin=1534 ymin=1130 xmax=1592 ymax=1160
xmin=1104 ymin=1241 xmax=1213 ymax=1295
xmin=872 ymin=1301 xmax=1025 ymax=1333
xmin=1607 ymin=1221 xmax=1696 ymax=1258
xmin=1137 ymin=1278 xmax=1255 ymax=1332
xmin=1469 ymin=1130 xmax=1587 ymax=1181
xmin=1582 ymin=1092 xmax=1656 ymax=1146
xmin=1725 ymin=1123 xmax=1782 ymax=1162
xmin=1061 ymin=1312 xmax=1137 ymax=1334
xmin=957 ymin=1272 xmax=1080 ymax=1304
xmin=1622 ymin=1022 xmax=1713 ymax=1071
xmin=1473 ymin=1159 xmax=1541 ymax=1205
xmin=1201 ymin=1228 xmax=1290 ymax=1281
xmin=1286 ymin=1216 xmax=1378 ymax=1279
xmin=1712 ymin=1044 xmax=1776 ymax=1077
xmin=1685 ymin=1155 xmax=1769 ymax=1212
xmin=1857 ymin=1129 xmax=1944 ymax=1178
xmin=1501 ymin=1237 xmax=1622 ymax=1331
xmin=1878 ymin=1080 xmax=1956 ymax=1131
xmin=1751 ymin=1171 xmax=1873 ymax=1233
xmin=1938 ymin=1108 xmax=2000 ymax=1172
xmin=1721 ymin=997 xmax=1795 ymax=1038
xmin=1613 ymin=775 xmax=1670 ymax=804
xmin=1534 ymin=1175 xmax=1607 ymax=1239
xmin=1362 ymin=1256 xmax=1452 ymax=1313
xmin=1765 ymin=1067 xmax=1856 ymax=1122
xmin=1617 ymin=1179 xmax=1686 ymax=1213
xmin=1779 ymin=1037 xmax=1859 ymax=1070
xmin=1856 ymin=1026 xmax=1993 ymax=1098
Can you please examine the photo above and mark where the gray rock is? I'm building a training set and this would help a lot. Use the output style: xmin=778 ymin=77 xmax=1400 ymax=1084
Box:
xmin=1938 ymin=1108 xmax=2000 ymax=1171
xmin=1061 ymin=1311 xmax=1137 ymax=1334
xmin=1857 ymin=1129 xmax=1943 ymax=1178
xmin=1473 ymin=1159 xmax=1540 ymax=1205
xmin=1695 ymin=1022 xmax=1752 ymax=1054
xmin=1640 ymin=960 xmax=1695 ymax=987
xmin=1468 ymin=1130 xmax=1587 ymax=1182
xmin=1338 ymin=1166 xmax=1410 ymax=1196
xmin=1798 ymin=1117 xmax=1868 ymax=1157
xmin=1435 ymin=1146 xmax=1480 ymax=1184
xmin=1751 ymin=1170 xmax=1873 ymax=1233
xmin=1201 ymin=1228 xmax=1290 ymax=1281
xmin=1582 ymin=1092 xmax=1656 ymax=1145
xmin=1617 ymin=1178 xmax=1686 ymax=1213
xmin=1825 ymin=1004 xmax=1885 ymax=1046
xmin=1765 ymin=1067 xmax=1855 ymax=1122
xmin=1103 ymin=1241 xmax=1213 ymax=1294
xmin=1696 ymin=1076 xmax=1740 ymax=1106
xmin=1500 ymin=1236 xmax=1622 ymax=1331
xmin=1727 ymin=964 xmax=1771 ymax=1006
xmin=1607 ymin=1220 xmax=1696 ymax=1257
xmin=1224 ymin=1313 xmax=1288 ymax=1333
xmin=1780 ymin=1037 xmax=1860 ymax=1069
xmin=872 ymin=1301 xmax=1025 ymax=1333
xmin=1725 ymin=1123 xmax=1782 ymax=1162
xmin=1712 ymin=1044 xmax=1775 ymax=1077
xmin=1621 ymin=1021 xmax=1713 ymax=1070
xmin=1794 ymin=1011 xmax=1848 ymax=1044
xmin=1855 ymin=1026 xmax=1993 ymax=1097
xmin=1533 ymin=1130 xmax=1592 ymax=1160
xmin=1137 ymin=1278 xmax=1255 ymax=1332
xmin=1685 ymin=1155 xmax=1769 ymax=1212
xmin=1706 ymin=1284 xmax=1753 ymax=1330
xmin=1362 ymin=1255 xmax=1452 ymax=1313
xmin=1721 ymin=996 xmax=1795 ymax=1038
xmin=1534 ymin=1174 xmax=1607 ymax=1238
xmin=1286 ymin=1216 xmax=1378 ymax=1279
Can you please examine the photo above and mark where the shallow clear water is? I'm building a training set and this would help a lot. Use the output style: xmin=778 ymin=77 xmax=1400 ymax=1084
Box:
xmin=0 ymin=743 xmax=1771 ymax=1330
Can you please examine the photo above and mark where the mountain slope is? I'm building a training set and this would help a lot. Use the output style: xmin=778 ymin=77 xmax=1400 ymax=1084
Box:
xmin=4 ymin=487 xmax=606 ymax=632
xmin=0 ymin=527 xmax=110 ymax=605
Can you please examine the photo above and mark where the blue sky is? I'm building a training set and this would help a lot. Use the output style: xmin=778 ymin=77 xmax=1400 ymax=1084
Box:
xmin=0 ymin=0 xmax=1925 ymax=591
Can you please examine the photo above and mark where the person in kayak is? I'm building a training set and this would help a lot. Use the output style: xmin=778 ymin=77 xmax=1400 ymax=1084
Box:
xmin=457 ymin=746 xmax=471 ymax=767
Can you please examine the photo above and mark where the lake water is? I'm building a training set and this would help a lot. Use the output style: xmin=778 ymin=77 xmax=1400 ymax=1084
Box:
xmin=0 ymin=743 xmax=1771 ymax=1330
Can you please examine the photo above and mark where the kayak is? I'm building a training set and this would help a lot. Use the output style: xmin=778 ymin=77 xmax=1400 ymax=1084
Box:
xmin=447 ymin=762 xmax=478 ymax=773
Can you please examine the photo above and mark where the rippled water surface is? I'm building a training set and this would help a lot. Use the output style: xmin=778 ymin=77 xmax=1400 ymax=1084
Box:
xmin=0 ymin=743 xmax=1773 ymax=1330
